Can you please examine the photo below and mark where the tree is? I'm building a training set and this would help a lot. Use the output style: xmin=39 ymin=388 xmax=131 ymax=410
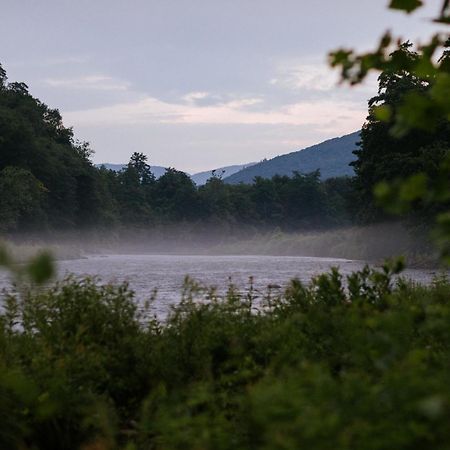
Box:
xmin=128 ymin=152 xmax=155 ymax=185
xmin=198 ymin=177 xmax=233 ymax=221
xmin=0 ymin=167 xmax=47 ymax=231
xmin=154 ymin=168 xmax=198 ymax=221
xmin=277 ymin=171 xmax=328 ymax=229
xmin=351 ymin=43 xmax=450 ymax=221
xmin=329 ymin=0 xmax=450 ymax=261
xmin=116 ymin=153 xmax=155 ymax=225
xmin=252 ymin=177 xmax=282 ymax=225
xmin=0 ymin=63 xmax=6 ymax=89
xmin=0 ymin=62 xmax=117 ymax=230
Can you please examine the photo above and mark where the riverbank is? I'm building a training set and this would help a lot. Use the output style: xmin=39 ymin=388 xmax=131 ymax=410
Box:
xmin=209 ymin=224 xmax=438 ymax=268
xmin=1 ymin=222 xmax=440 ymax=269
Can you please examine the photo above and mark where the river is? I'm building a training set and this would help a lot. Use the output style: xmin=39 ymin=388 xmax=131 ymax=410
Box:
xmin=0 ymin=254 xmax=441 ymax=318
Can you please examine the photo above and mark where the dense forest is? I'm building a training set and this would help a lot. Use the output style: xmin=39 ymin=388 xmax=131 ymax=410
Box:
xmin=0 ymin=62 xmax=351 ymax=233
xmin=1 ymin=42 xmax=447 ymax=237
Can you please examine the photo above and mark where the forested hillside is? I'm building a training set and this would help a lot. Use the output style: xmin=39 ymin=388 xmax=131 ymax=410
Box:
xmin=0 ymin=66 xmax=110 ymax=230
xmin=0 ymin=40 xmax=448 ymax=237
xmin=0 ymin=63 xmax=355 ymax=233
xmin=224 ymin=131 xmax=359 ymax=184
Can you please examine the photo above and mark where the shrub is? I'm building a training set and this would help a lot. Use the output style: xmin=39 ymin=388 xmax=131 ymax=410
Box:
xmin=1 ymin=253 xmax=450 ymax=449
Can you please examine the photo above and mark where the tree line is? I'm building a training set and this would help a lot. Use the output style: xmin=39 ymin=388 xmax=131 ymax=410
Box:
xmin=0 ymin=42 xmax=448 ymax=235
xmin=0 ymin=63 xmax=352 ymax=233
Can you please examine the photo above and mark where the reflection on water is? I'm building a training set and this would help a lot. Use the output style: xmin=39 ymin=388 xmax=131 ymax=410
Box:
xmin=0 ymin=254 xmax=441 ymax=318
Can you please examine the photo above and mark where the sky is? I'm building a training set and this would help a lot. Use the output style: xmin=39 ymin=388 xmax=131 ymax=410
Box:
xmin=0 ymin=0 xmax=445 ymax=172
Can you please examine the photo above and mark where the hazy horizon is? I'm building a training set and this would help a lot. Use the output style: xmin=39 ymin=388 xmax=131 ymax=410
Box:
xmin=1 ymin=0 xmax=445 ymax=172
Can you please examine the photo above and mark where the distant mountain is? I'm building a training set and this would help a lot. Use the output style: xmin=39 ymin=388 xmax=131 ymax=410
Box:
xmin=97 ymin=162 xmax=257 ymax=185
xmin=97 ymin=163 xmax=168 ymax=179
xmin=97 ymin=130 xmax=359 ymax=187
xmin=191 ymin=163 xmax=257 ymax=186
xmin=224 ymin=131 xmax=360 ymax=184
xmin=97 ymin=163 xmax=125 ymax=171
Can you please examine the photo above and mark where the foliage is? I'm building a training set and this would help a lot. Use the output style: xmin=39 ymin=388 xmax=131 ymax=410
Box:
xmin=348 ymin=42 xmax=450 ymax=223
xmin=0 ymin=67 xmax=112 ymax=229
xmin=1 ymin=247 xmax=450 ymax=449
xmin=0 ymin=244 xmax=54 ymax=285
xmin=0 ymin=63 xmax=354 ymax=234
xmin=329 ymin=1 xmax=450 ymax=261
xmin=1 ymin=1 xmax=450 ymax=448
xmin=1 ymin=48 xmax=445 ymax=244
xmin=0 ymin=166 xmax=47 ymax=231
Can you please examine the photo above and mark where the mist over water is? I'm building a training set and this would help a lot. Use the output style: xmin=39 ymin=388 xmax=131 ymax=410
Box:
xmin=4 ymin=222 xmax=434 ymax=261
xmin=0 ymin=223 xmax=442 ymax=318
xmin=0 ymin=253 xmax=440 ymax=319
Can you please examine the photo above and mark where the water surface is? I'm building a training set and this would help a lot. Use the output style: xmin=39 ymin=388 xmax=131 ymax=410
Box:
xmin=0 ymin=254 xmax=441 ymax=318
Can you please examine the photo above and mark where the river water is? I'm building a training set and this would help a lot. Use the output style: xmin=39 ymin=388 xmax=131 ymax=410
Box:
xmin=0 ymin=254 xmax=441 ymax=318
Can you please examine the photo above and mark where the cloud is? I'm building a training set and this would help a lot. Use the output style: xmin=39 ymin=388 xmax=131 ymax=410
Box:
xmin=270 ymin=59 xmax=377 ymax=97
xmin=270 ymin=60 xmax=339 ymax=92
xmin=39 ymin=62 xmax=369 ymax=141
xmin=181 ymin=92 xmax=264 ymax=108
xmin=182 ymin=91 xmax=210 ymax=103
xmin=44 ymin=74 xmax=130 ymax=92
xmin=63 ymin=93 xmax=365 ymax=135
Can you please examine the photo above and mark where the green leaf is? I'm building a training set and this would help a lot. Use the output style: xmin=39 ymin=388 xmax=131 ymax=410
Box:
xmin=431 ymin=73 xmax=450 ymax=113
xmin=392 ymin=92 xmax=440 ymax=136
xmin=374 ymin=105 xmax=392 ymax=122
xmin=373 ymin=181 xmax=392 ymax=202
xmin=389 ymin=0 xmax=423 ymax=13
xmin=26 ymin=251 xmax=54 ymax=284
xmin=398 ymin=173 xmax=428 ymax=202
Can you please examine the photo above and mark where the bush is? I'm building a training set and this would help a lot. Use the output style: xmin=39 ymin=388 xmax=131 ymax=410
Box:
xmin=1 ymin=258 xmax=450 ymax=449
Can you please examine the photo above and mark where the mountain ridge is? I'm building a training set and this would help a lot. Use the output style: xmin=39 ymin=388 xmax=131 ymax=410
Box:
xmin=190 ymin=163 xmax=257 ymax=185
xmin=97 ymin=131 xmax=360 ymax=186
xmin=223 ymin=131 xmax=360 ymax=184
xmin=97 ymin=163 xmax=167 ymax=179
xmin=96 ymin=163 xmax=256 ymax=185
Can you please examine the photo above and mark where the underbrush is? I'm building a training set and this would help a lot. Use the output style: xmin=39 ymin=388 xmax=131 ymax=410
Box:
xmin=1 ymin=256 xmax=450 ymax=449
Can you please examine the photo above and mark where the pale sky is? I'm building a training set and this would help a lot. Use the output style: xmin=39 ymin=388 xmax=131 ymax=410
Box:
xmin=0 ymin=1 xmax=445 ymax=172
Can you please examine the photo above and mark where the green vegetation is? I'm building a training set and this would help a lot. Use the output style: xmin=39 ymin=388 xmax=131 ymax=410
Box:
xmin=0 ymin=41 xmax=446 ymax=242
xmin=1 ymin=42 xmax=447 ymax=257
xmin=1 ymin=249 xmax=450 ymax=449
xmin=0 ymin=0 xmax=449 ymax=448
xmin=0 ymin=70 xmax=353 ymax=233
xmin=330 ymin=0 xmax=450 ymax=260
xmin=0 ymin=65 xmax=353 ymax=233
xmin=336 ymin=42 xmax=450 ymax=225
xmin=0 ymin=14 xmax=448 ymax=247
